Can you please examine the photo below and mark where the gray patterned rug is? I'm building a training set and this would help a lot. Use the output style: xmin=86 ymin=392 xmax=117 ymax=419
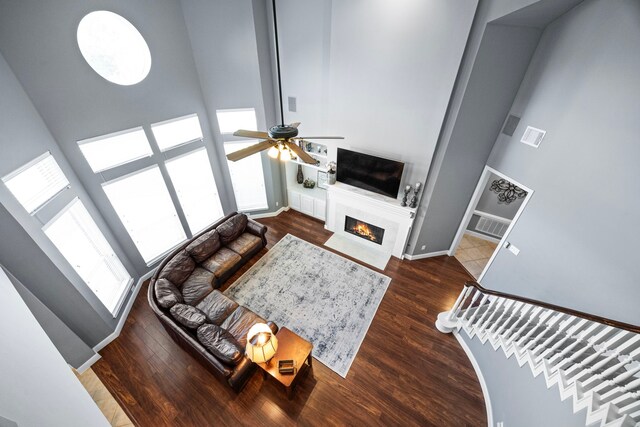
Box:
xmin=224 ymin=234 xmax=390 ymax=378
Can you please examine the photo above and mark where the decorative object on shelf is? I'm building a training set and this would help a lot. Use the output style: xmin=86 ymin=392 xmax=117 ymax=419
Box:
xmin=317 ymin=170 xmax=328 ymax=189
xmin=490 ymin=178 xmax=527 ymax=204
xmin=296 ymin=165 xmax=304 ymax=184
xmin=409 ymin=182 xmax=422 ymax=208
xmin=401 ymin=185 xmax=411 ymax=207
xmin=246 ymin=323 xmax=279 ymax=364
xmin=303 ymin=178 xmax=316 ymax=189
xmin=327 ymin=161 xmax=337 ymax=185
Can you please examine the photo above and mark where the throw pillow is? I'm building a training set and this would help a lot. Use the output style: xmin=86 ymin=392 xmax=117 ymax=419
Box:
xmin=170 ymin=304 xmax=206 ymax=329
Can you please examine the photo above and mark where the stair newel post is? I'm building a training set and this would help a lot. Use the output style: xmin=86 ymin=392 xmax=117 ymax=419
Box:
xmin=435 ymin=285 xmax=472 ymax=333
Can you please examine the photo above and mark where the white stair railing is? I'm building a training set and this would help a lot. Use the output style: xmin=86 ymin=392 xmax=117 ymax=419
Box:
xmin=436 ymin=283 xmax=640 ymax=427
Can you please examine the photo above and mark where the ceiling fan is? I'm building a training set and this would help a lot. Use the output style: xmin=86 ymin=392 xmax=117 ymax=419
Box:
xmin=226 ymin=0 xmax=343 ymax=165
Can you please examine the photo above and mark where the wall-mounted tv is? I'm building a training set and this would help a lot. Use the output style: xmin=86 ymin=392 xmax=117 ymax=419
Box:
xmin=336 ymin=148 xmax=405 ymax=198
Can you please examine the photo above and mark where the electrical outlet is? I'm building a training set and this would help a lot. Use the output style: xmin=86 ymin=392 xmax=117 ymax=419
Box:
xmin=496 ymin=422 xmax=504 ymax=427
xmin=276 ymin=202 xmax=279 ymax=207
xmin=421 ymin=245 xmax=426 ymax=250
xmin=288 ymin=96 xmax=297 ymax=112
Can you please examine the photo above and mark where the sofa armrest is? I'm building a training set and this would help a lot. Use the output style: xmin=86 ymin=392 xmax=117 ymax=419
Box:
xmin=228 ymin=356 xmax=255 ymax=392
xmin=246 ymin=218 xmax=267 ymax=246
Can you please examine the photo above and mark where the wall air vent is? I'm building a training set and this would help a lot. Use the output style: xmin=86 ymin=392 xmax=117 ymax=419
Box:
xmin=521 ymin=126 xmax=546 ymax=148
xmin=476 ymin=217 xmax=509 ymax=238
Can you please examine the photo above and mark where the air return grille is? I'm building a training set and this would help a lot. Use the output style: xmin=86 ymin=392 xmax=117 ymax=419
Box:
xmin=476 ymin=217 xmax=509 ymax=238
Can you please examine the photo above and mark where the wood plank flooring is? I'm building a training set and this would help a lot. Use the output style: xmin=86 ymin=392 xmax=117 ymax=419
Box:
xmin=93 ymin=209 xmax=486 ymax=426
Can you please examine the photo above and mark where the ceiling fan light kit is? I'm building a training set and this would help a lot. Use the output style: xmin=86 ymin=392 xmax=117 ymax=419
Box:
xmin=224 ymin=0 xmax=343 ymax=166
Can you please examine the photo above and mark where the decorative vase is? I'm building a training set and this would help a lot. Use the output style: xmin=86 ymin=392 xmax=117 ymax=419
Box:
xmin=328 ymin=173 xmax=336 ymax=185
xmin=296 ymin=165 xmax=304 ymax=184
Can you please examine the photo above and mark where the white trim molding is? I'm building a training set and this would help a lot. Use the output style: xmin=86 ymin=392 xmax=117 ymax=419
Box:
xmin=93 ymin=268 xmax=153 ymax=353
xmin=404 ymin=250 xmax=449 ymax=260
xmin=75 ymin=353 xmax=102 ymax=374
xmin=248 ymin=206 xmax=290 ymax=219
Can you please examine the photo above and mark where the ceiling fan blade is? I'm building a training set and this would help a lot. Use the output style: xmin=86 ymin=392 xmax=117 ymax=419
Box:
xmin=289 ymin=122 xmax=301 ymax=128
xmin=226 ymin=140 xmax=274 ymax=162
xmin=295 ymin=136 xmax=345 ymax=140
xmin=286 ymin=141 xmax=317 ymax=165
xmin=233 ymin=129 xmax=270 ymax=139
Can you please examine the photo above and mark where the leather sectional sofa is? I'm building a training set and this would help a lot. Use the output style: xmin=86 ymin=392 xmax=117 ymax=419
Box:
xmin=148 ymin=212 xmax=278 ymax=392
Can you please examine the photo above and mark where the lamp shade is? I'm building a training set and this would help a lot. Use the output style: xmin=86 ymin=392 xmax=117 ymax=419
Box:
xmin=245 ymin=323 xmax=278 ymax=364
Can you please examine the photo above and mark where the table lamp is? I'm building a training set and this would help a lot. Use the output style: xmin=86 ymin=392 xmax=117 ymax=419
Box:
xmin=246 ymin=323 xmax=278 ymax=364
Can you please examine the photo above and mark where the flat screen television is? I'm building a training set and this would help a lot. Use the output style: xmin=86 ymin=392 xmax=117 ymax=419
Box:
xmin=336 ymin=148 xmax=404 ymax=198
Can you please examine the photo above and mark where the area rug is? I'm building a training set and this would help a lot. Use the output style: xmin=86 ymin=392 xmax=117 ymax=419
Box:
xmin=224 ymin=234 xmax=391 ymax=378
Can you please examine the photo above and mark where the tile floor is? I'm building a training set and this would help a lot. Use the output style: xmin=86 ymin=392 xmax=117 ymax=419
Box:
xmin=74 ymin=368 xmax=134 ymax=427
xmin=454 ymin=233 xmax=498 ymax=279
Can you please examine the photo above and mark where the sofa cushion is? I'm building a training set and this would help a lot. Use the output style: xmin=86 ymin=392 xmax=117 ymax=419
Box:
xmin=220 ymin=306 xmax=265 ymax=348
xmin=170 ymin=304 xmax=207 ymax=329
xmin=159 ymin=250 xmax=196 ymax=286
xmin=217 ymin=213 xmax=248 ymax=244
xmin=196 ymin=290 xmax=239 ymax=326
xmin=181 ymin=268 xmax=215 ymax=305
xmin=225 ymin=232 xmax=262 ymax=257
xmin=154 ymin=278 xmax=183 ymax=309
xmin=201 ymin=248 xmax=241 ymax=278
xmin=197 ymin=324 xmax=244 ymax=366
xmin=186 ymin=230 xmax=221 ymax=263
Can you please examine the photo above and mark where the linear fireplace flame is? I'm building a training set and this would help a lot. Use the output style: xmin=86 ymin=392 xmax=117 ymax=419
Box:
xmin=345 ymin=216 xmax=384 ymax=245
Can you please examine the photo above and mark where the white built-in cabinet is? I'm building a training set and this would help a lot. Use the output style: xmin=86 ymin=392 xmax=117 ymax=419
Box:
xmin=287 ymin=189 xmax=326 ymax=221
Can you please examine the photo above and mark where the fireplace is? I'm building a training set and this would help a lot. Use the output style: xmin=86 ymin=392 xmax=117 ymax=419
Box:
xmin=344 ymin=216 xmax=384 ymax=245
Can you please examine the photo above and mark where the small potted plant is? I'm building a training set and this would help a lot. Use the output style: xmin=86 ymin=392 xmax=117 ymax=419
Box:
xmin=327 ymin=161 xmax=337 ymax=185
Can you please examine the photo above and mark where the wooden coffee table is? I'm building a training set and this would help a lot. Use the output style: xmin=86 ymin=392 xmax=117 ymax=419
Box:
xmin=256 ymin=327 xmax=313 ymax=399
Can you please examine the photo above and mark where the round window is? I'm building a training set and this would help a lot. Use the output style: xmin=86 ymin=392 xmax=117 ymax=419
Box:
xmin=77 ymin=11 xmax=151 ymax=86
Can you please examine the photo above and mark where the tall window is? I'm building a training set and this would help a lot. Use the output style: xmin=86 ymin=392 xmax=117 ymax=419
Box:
xmin=103 ymin=166 xmax=186 ymax=264
xmin=2 ymin=152 xmax=69 ymax=214
xmin=166 ymin=148 xmax=224 ymax=233
xmin=78 ymin=113 xmax=226 ymax=264
xmin=217 ymin=108 xmax=269 ymax=212
xmin=44 ymin=199 xmax=132 ymax=315
xmin=1 ymin=152 xmax=131 ymax=316
xmin=224 ymin=141 xmax=268 ymax=211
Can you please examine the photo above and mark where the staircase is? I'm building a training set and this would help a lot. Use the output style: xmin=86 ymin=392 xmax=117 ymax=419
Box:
xmin=436 ymin=284 xmax=640 ymax=427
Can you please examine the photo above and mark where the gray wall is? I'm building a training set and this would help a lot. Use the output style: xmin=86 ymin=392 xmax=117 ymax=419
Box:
xmin=179 ymin=0 xmax=284 ymax=215
xmin=0 ymin=51 xmax=121 ymax=348
xmin=4 ymin=267 xmax=97 ymax=369
xmin=0 ymin=267 xmax=108 ymax=427
xmin=483 ymin=0 xmax=640 ymax=325
xmin=276 ymin=0 xmax=478 ymax=206
xmin=460 ymin=333 xmax=585 ymax=427
xmin=411 ymin=21 xmax=542 ymax=254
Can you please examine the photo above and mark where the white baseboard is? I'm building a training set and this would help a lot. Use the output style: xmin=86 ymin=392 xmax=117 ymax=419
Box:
xmin=75 ymin=352 xmax=102 ymax=374
xmin=92 ymin=268 xmax=153 ymax=353
xmin=404 ymin=250 xmax=450 ymax=260
xmin=464 ymin=230 xmax=502 ymax=244
xmin=453 ymin=331 xmax=494 ymax=427
xmin=248 ymin=206 xmax=290 ymax=219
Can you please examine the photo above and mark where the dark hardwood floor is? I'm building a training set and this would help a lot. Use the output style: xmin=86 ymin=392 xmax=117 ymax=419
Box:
xmin=93 ymin=209 xmax=486 ymax=426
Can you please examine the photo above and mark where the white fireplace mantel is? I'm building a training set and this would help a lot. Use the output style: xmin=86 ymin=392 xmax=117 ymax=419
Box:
xmin=325 ymin=182 xmax=417 ymax=259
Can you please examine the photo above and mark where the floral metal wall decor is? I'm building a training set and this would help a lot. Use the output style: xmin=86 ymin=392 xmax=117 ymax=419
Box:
xmin=490 ymin=179 xmax=527 ymax=204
